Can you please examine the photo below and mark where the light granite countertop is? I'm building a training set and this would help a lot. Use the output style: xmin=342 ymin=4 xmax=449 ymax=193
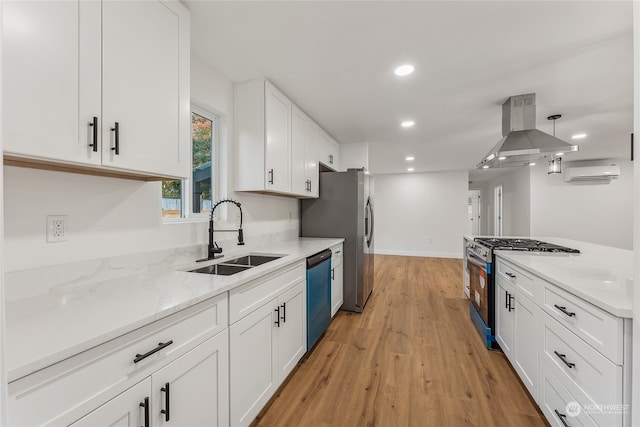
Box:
xmin=5 ymin=237 xmax=344 ymax=382
xmin=494 ymin=237 xmax=633 ymax=318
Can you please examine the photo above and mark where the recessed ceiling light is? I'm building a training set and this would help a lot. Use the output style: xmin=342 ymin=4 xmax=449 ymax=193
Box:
xmin=556 ymin=152 xmax=565 ymax=156
xmin=482 ymin=165 xmax=489 ymax=169
xmin=572 ymin=133 xmax=587 ymax=139
xmin=394 ymin=64 xmax=414 ymax=76
xmin=529 ymin=162 xmax=536 ymax=166
xmin=407 ymin=167 xmax=414 ymax=172
xmin=498 ymin=156 xmax=507 ymax=160
xmin=405 ymin=156 xmax=415 ymax=161
xmin=401 ymin=120 xmax=415 ymax=128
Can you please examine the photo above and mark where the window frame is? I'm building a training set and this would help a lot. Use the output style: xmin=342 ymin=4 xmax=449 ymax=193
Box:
xmin=162 ymin=105 xmax=219 ymax=223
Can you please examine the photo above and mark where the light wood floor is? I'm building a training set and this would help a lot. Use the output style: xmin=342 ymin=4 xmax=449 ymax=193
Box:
xmin=254 ymin=255 xmax=547 ymax=427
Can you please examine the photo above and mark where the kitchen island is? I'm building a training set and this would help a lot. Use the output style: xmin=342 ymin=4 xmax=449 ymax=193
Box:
xmin=493 ymin=238 xmax=632 ymax=427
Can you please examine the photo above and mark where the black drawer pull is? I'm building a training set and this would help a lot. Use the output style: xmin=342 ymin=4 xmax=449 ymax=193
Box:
xmin=111 ymin=122 xmax=120 ymax=155
xmin=554 ymin=304 xmax=576 ymax=317
xmin=161 ymin=382 xmax=170 ymax=421
xmin=89 ymin=116 xmax=98 ymax=152
xmin=554 ymin=409 xmax=570 ymax=427
xmin=505 ymin=272 xmax=516 ymax=279
xmin=140 ymin=397 xmax=150 ymax=427
xmin=508 ymin=294 xmax=515 ymax=312
xmin=268 ymin=168 xmax=274 ymax=184
xmin=134 ymin=340 xmax=174 ymax=363
xmin=274 ymin=306 xmax=281 ymax=327
xmin=554 ymin=351 xmax=576 ymax=368
xmin=281 ymin=302 xmax=286 ymax=322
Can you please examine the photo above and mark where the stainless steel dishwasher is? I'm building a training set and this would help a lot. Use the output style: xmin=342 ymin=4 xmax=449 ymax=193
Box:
xmin=306 ymin=249 xmax=332 ymax=351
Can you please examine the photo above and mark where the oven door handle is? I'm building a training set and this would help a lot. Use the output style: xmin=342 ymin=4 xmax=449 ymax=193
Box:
xmin=467 ymin=252 xmax=488 ymax=270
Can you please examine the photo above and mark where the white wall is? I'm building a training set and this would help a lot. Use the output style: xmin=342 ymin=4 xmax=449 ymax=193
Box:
xmin=3 ymin=57 xmax=299 ymax=272
xmin=530 ymin=159 xmax=633 ymax=249
xmin=475 ymin=167 xmax=531 ymax=237
xmin=374 ymin=170 xmax=468 ymax=258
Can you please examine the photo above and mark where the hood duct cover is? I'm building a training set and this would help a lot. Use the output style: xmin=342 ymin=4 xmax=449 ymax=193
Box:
xmin=477 ymin=94 xmax=579 ymax=169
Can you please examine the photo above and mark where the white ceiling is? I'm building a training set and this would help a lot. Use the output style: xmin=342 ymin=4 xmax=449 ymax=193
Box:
xmin=186 ymin=1 xmax=634 ymax=177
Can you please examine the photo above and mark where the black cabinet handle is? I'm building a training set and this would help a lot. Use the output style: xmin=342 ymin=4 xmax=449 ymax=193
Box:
xmin=329 ymin=154 xmax=334 ymax=164
xmin=554 ymin=409 xmax=570 ymax=427
xmin=331 ymin=268 xmax=335 ymax=280
xmin=111 ymin=122 xmax=120 ymax=155
xmin=89 ymin=116 xmax=98 ymax=152
xmin=505 ymin=272 xmax=516 ymax=279
xmin=274 ymin=306 xmax=281 ymax=327
xmin=161 ymin=382 xmax=170 ymax=421
xmin=268 ymin=168 xmax=274 ymax=184
xmin=140 ymin=397 xmax=150 ymax=427
xmin=505 ymin=290 xmax=509 ymax=309
xmin=554 ymin=304 xmax=576 ymax=317
xmin=281 ymin=302 xmax=286 ymax=322
xmin=554 ymin=351 xmax=576 ymax=369
xmin=133 ymin=340 xmax=174 ymax=363
xmin=508 ymin=294 xmax=515 ymax=312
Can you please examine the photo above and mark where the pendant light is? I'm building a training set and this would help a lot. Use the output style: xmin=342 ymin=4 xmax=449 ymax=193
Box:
xmin=547 ymin=114 xmax=563 ymax=174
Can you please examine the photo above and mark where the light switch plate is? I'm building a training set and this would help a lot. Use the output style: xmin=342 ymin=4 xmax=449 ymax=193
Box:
xmin=47 ymin=215 xmax=68 ymax=242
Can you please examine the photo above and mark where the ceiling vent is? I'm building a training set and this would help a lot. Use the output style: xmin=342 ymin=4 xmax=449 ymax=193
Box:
xmin=563 ymin=165 xmax=620 ymax=183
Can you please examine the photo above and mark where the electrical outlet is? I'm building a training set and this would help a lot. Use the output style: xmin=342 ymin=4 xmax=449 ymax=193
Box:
xmin=47 ymin=215 xmax=68 ymax=242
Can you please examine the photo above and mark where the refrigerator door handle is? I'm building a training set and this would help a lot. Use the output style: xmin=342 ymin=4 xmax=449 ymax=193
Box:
xmin=366 ymin=197 xmax=374 ymax=247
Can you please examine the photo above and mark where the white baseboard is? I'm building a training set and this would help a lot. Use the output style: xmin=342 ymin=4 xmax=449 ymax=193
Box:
xmin=373 ymin=249 xmax=462 ymax=259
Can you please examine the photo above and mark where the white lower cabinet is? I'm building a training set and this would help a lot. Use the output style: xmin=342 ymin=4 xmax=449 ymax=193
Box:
xmin=229 ymin=273 xmax=307 ymax=427
xmin=71 ymin=331 xmax=229 ymax=427
xmin=330 ymin=243 xmax=344 ymax=317
xmin=495 ymin=276 xmax=538 ymax=400
xmin=8 ymin=294 xmax=229 ymax=427
xmin=495 ymin=257 xmax=631 ymax=426
xmin=70 ymin=378 xmax=152 ymax=427
xmin=152 ymin=330 xmax=229 ymax=427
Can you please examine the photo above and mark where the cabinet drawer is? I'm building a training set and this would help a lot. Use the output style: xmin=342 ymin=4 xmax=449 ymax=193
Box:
xmin=496 ymin=258 xmax=537 ymax=301
xmin=8 ymin=294 xmax=227 ymax=427
xmin=540 ymin=312 xmax=623 ymax=427
xmin=539 ymin=363 xmax=597 ymax=427
xmin=229 ymin=261 xmax=305 ymax=324
xmin=330 ymin=244 xmax=343 ymax=268
xmin=542 ymin=282 xmax=623 ymax=364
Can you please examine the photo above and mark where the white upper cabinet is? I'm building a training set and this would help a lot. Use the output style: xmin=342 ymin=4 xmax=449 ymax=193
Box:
xmin=291 ymin=105 xmax=319 ymax=198
xmin=235 ymin=79 xmax=292 ymax=194
xmin=2 ymin=0 xmax=190 ymax=180
xmin=318 ymin=129 xmax=340 ymax=171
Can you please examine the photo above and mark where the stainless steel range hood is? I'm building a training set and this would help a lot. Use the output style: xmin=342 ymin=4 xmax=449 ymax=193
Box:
xmin=476 ymin=94 xmax=579 ymax=169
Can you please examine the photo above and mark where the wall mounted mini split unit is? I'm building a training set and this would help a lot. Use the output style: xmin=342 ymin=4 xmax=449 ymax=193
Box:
xmin=563 ymin=165 xmax=620 ymax=183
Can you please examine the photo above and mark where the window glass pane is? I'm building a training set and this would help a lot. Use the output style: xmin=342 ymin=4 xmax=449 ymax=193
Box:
xmin=162 ymin=179 xmax=182 ymax=218
xmin=192 ymin=112 xmax=213 ymax=214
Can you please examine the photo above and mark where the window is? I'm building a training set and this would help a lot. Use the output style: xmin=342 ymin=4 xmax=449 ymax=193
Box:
xmin=162 ymin=107 xmax=217 ymax=218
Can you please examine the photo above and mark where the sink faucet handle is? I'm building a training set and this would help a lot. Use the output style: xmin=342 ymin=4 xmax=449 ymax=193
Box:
xmin=238 ymin=228 xmax=245 ymax=246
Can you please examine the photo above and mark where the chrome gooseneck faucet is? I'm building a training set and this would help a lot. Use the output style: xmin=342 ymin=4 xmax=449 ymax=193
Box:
xmin=197 ymin=199 xmax=244 ymax=262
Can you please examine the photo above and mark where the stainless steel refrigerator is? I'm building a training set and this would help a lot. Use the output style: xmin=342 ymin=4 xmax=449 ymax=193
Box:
xmin=300 ymin=168 xmax=374 ymax=312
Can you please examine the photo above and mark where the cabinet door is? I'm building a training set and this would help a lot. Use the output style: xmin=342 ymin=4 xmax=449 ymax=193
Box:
xmin=291 ymin=105 xmax=308 ymax=196
xmin=277 ymin=281 xmax=307 ymax=380
xmin=317 ymin=130 xmax=331 ymax=168
xmin=101 ymin=0 xmax=189 ymax=178
xmin=2 ymin=0 xmax=101 ymax=164
xmin=230 ymin=300 xmax=278 ymax=427
xmin=305 ymin=118 xmax=319 ymax=197
xmin=331 ymin=262 xmax=344 ymax=317
xmin=514 ymin=293 xmax=539 ymax=401
xmin=328 ymin=137 xmax=340 ymax=170
xmin=495 ymin=279 xmax=515 ymax=361
xmin=70 ymin=378 xmax=151 ymax=427
xmin=264 ymin=82 xmax=291 ymax=192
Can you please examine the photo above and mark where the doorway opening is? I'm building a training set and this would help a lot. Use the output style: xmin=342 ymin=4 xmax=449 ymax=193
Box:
xmin=467 ymin=190 xmax=481 ymax=235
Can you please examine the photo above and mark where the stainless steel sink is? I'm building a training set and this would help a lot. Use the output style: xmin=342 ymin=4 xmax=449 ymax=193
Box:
xmin=189 ymin=264 xmax=253 ymax=276
xmin=187 ymin=253 xmax=284 ymax=276
xmin=222 ymin=254 xmax=284 ymax=267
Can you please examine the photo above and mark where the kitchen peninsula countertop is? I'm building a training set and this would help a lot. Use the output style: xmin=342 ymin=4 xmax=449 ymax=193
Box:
xmin=5 ymin=237 xmax=343 ymax=382
xmin=494 ymin=237 xmax=633 ymax=318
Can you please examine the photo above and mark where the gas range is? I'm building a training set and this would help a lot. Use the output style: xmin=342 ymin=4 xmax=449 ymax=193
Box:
xmin=474 ymin=237 xmax=580 ymax=254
